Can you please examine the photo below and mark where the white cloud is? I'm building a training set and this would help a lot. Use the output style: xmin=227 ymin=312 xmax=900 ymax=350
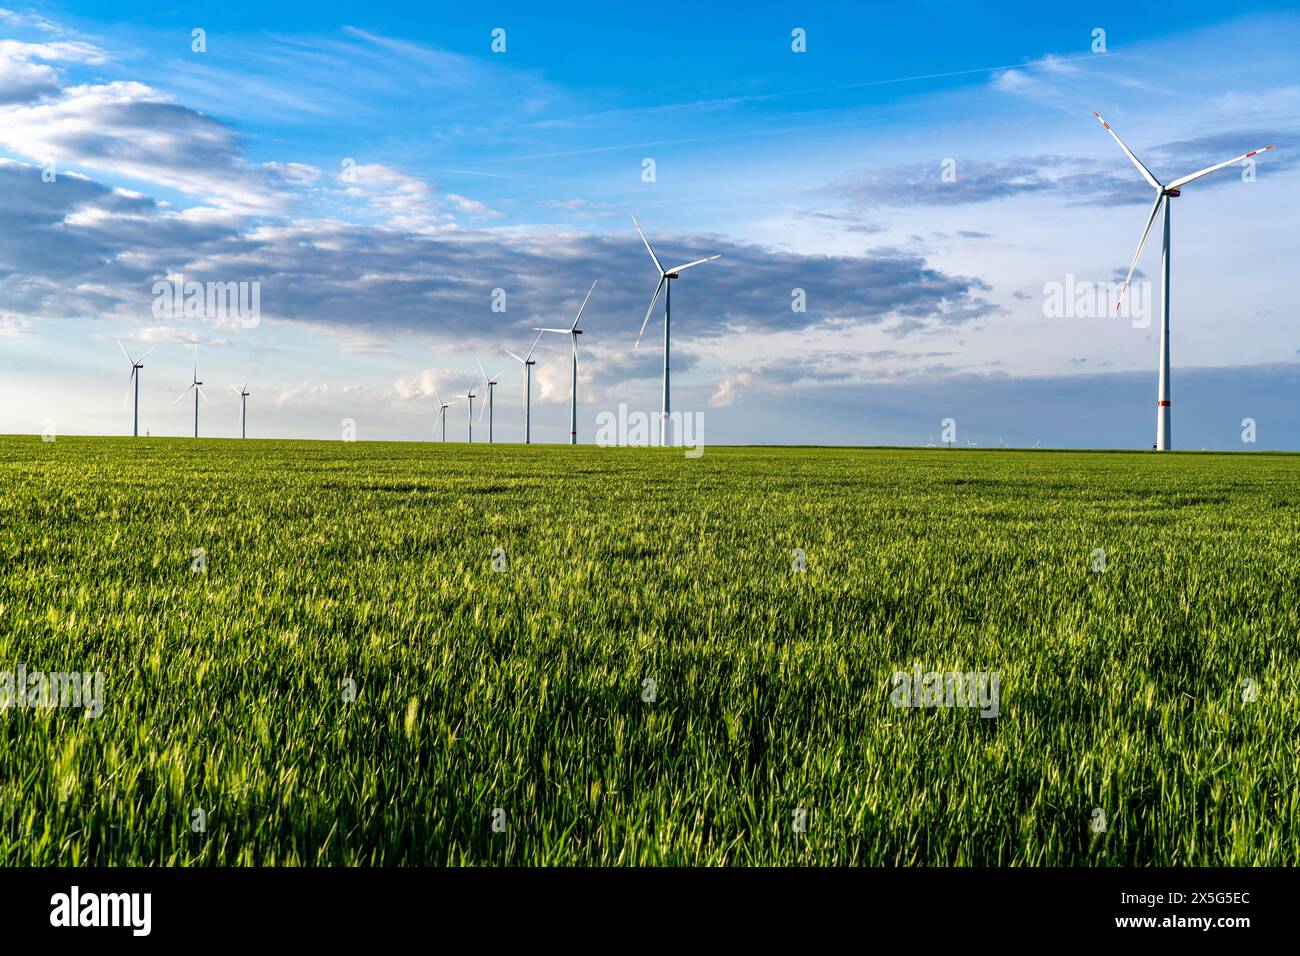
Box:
xmin=0 ymin=78 xmax=314 ymax=212
xmin=709 ymin=373 xmax=750 ymax=408
xmin=275 ymin=382 xmax=330 ymax=406
xmin=391 ymin=369 xmax=443 ymax=401
xmin=0 ymin=312 xmax=31 ymax=336
xmin=0 ymin=38 xmax=108 ymax=104
xmin=0 ymin=8 xmax=63 ymax=33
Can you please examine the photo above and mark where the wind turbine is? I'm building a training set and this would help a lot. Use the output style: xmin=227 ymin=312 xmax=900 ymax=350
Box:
xmin=173 ymin=345 xmax=207 ymax=437
xmin=432 ymin=387 xmax=459 ymax=442
xmin=534 ymin=280 xmax=597 ymax=446
xmin=1095 ymin=112 xmax=1274 ymax=451
xmin=476 ymin=359 xmax=506 ymax=444
xmin=631 ymin=215 xmax=721 ymax=447
xmin=228 ymin=383 xmax=250 ymax=438
xmin=461 ymin=383 xmax=477 ymax=443
xmin=505 ymin=332 xmax=544 ymax=444
xmin=116 ymin=341 xmax=153 ymax=437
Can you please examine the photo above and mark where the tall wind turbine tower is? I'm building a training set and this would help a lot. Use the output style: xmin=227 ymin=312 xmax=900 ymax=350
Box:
xmin=535 ymin=280 xmax=597 ymax=446
xmin=631 ymin=215 xmax=720 ymax=447
xmin=174 ymin=345 xmax=207 ymax=437
xmin=433 ymin=387 xmax=458 ymax=442
xmin=462 ymin=384 xmax=477 ymax=443
xmin=229 ymin=383 xmax=250 ymax=438
xmin=117 ymin=341 xmax=153 ymax=437
xmin=1095 ymin=112 xmax=1274 ymax=451
xmin=476 ymin=359 xmax=505 ymax=444
xmin=505 ymin=331 xmax=544 ymax=444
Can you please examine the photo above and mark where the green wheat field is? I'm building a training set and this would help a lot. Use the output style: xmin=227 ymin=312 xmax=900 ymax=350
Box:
xmin=1 ymin=436 xmax=1297 ymax=865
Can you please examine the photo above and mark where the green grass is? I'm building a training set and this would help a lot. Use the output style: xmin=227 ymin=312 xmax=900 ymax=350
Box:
xmin=0 ymin=436 xmax=1297 ymax=865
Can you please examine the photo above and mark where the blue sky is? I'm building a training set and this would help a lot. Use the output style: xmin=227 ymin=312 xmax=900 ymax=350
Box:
xmin=1 ymin=1 xmax=1297 ymax=447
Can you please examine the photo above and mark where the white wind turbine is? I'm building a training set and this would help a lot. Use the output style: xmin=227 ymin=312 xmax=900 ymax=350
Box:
xmin=476 ymin=359 xmax=506 ymax=444
xmin=461 ymin=382 xmax=478 ymax=443
xmin=432 ymin=387 xmax=459 ymax=442
xmin=228 ymin=383 xmax=250 ymax=438
xmin=534 ymin=280 xmax=597 ymax=446
xmin=631 ymin=215 xmax=721 ymax=447
xmin=1095 ymin=112 xmax=1275 ymax=451
xmin=117 ymin=341 xmax=153 ymax=437
xmin=504 ymin=331 xmax=544 ymax=444
xmin=173 ymin=345 xmax=207 ymax=438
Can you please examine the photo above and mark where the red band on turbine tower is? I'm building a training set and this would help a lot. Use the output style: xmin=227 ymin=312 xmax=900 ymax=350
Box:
xmin=1158 ymin=401 xmax=1170 ymax=406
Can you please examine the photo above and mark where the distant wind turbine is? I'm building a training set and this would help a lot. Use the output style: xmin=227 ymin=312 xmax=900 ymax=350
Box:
xmin=505 ymin=331 xmax=544 ymax=445
xmin=461 ymin=383 xmax=478 ymax=443
xmin=631 ymin=215 xmax=721 ymax=447
xmin=173 ymin=345 xmax=207 ymax=437
xmin=117 ymin=341 xmax=153 ymax=437
xmin=535 ymin=279 xmax=597 ymax=446
xmin=1095 ymin=111 xmax=1275 ymax=451
xmin=228 ymin=383 xmax=250 ymax=438
xmin=476 ymin=359 xmax=506 ymax=444
xmin=433 ymin=387 xmax=459 ymax=442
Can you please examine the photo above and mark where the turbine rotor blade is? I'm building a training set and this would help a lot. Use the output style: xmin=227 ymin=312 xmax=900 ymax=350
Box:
xmin=571 ymin=279 xmax=598 ymax=331
xmin=173 ymin=384 xmax=195 ymax=404
xmin=533 ymin=327 xmax=571 ymax=333
xmin=117 ymin=339 xmax=134 ymax=365
xmin=476 ymin=357 xmax=489 ymax=388
xmin=630 ymin=214 xmax=664 ymax=274
xmin=667 ymin=254 xmax=721 ymax=274
xmin=1094 ymin=112 xmax=1162 ymax=190
xmin=524 ymin=330 xmax=545 ymax=361
xmin=138 ymin=347 xmax=154 ymax=363
xmin=634 ymin=277 xmax=665 ymax=351
xmin=504 ymin=349 xmax=525 ymax=364
xmin=1167 ymin=144 xmax=1275 ymax=191
xmin=1115 ymin=192 xmax=1165 ymax=313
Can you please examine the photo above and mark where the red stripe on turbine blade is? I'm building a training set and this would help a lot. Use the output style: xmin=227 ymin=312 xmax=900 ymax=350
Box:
xmin=1246 ymin=151 xmax=1256 ymax=157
